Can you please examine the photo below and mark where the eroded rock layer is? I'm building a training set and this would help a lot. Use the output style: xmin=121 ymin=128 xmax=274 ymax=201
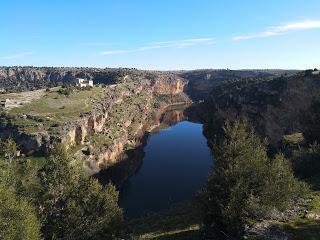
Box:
xmin=0 ymin=70 xmax=190 ymax=174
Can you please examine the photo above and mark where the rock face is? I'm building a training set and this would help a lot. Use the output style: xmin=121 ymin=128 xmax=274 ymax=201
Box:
xmin=0 ymin=69 xmax=190 ymax=174
xmin=180 ymin=69 xmax=299 ymax=101
xmin=202 ymin=73 xmax=320 ymax=145
xmin=154 ymin=74 xmax=185 ymax=94
xmin=0 ymin=67 xmax=155 ymax=91
xmin=0 ymin=67 xmax=316 ymax=173
xmin=95 ymin=107 xmax=190 ymax=186
xmin=0 ymin=67 xmax=297 ymax=94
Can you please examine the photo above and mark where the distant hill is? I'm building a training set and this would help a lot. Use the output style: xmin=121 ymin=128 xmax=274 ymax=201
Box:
xmin=0 ymin=66 xmax=299 ymax=93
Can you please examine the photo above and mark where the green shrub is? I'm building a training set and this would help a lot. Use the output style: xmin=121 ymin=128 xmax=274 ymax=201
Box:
xmin=202 ymin=120 xmax=307 ymax=239
xmin=58 ymin=86 xmax=73 ymax=96
xmin=37 ymin=144 xmax=123 ymax=239
xmin=0 ymin=185 xmax=42 ymax=240
xmin=301 ymin=100 xmax=320 ymax=145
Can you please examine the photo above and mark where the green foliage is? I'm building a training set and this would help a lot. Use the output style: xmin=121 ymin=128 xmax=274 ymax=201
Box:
xmin=0 ymin=139 xmax=3 ymax=156
xmin=80 ymin=85 xmax=93 ymax=91
xmin=6 ymin=86 xmax=103 ymax=134
xmin=263 ymin=154 xmax=306 ymax=210
xmin=58 ymin=86 xmax=73 ymax=96
xmin=301 ymin=100 xmax=320 ymax=145
xmin=292 ymin=143 xmax=320 ymax=190
xmin=0 ymin=157 xmax=40 ymax=203
xmin=37 ymin=144 xmax=123 ymax=240
xmin=202 ymin=120 xmax=306 ymax=239
xmin=0 ymin=140 xmax=123 ymax=240
xmin=0 ymin=139 xmax=26 ymax=193
xmin=3 ymin=137 xmax=18 ymax=162
xmin=0 ymin=185 xmax=42 ymax=240
xmin=282 ymin=218 xmax=320 ymax=240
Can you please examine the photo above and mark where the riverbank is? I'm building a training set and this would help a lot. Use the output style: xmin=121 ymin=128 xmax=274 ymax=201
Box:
xmin=129 ymin=200 xmax=201 ymax=240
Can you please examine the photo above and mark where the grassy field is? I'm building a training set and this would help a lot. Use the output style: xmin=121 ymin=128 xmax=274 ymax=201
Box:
xmin=9 ymin=87 xmax=102 ymax=121
xmin=4 ymin=87 xmax=103 ymax=134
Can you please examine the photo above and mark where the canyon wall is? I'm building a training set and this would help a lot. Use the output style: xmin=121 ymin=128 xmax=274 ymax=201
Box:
xmin=201 ymin=73 xmax=320 ymax=146
xmin=0 ymin=67 xmax=155 ymax=91
xmin=180 ymin=69 xmax=299 ymax=101
xmin=0 ymin=70 xmax=190 ymax=174
xmin=1 ymin=67 xmax=315 ymax=173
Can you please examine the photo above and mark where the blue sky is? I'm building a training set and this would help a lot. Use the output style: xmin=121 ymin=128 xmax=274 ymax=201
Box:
xmin=1 ymin=0 xmax=320 ymax=69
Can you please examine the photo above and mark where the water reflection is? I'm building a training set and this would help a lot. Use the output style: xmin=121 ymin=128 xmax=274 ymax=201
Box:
xmin=97 ymin=106 xmax=213 ymax=217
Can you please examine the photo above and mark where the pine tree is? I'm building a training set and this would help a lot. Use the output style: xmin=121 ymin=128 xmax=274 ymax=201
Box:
xmin=203 ymin=120 xmax=306 ymax=239
xmin=0 ymin=185 xmax=42 ymax=240
xmin=38 ymin=144 xmax=123 ymax=239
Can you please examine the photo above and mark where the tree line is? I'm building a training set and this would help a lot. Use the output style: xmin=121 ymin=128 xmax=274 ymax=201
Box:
xmin=0 ymin=140 xmax=123 ymax=240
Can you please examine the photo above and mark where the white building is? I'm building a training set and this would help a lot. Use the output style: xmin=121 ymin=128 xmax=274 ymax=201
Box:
xmin=75 ymin=78 xmax=93 ymax=87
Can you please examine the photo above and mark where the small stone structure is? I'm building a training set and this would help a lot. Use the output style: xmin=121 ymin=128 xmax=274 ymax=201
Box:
xmin=312 ymin=70 xmax=320 ymax=75
xmin=74 ymin=78 xmax=93 ymax=87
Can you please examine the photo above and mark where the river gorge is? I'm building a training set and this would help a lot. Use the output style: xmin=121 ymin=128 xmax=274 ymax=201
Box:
xmin=1 ymin=67 xmax=320 ymax=239
xmin=98 ymin=108 xmax=213 ymax=217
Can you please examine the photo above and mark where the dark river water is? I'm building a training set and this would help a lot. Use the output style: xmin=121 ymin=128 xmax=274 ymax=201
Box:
xmin=119 ymin=120 xmax=213 ymax=217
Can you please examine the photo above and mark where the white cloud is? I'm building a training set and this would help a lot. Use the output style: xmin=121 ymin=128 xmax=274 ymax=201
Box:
xmin=99 ymin=38 xmax=215 ymax=56
xmin=233 ymin=20 xmax=320 ymax=41
xmin=152 ymin=38 xmax=216 ymax=48
xmin=100 ymin=50 xmax=129 ymax=55
xmin=1 ymin=51 xmax=33 ymax=59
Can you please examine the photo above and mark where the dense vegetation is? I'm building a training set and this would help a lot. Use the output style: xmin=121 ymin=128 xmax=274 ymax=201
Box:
xmin=0 ymin=140 xmax=123 ymax=240
xmin=291 ymin=99 xmax=320 ymax=187
xmin=201 ymin=120 xmax=307 ymax=239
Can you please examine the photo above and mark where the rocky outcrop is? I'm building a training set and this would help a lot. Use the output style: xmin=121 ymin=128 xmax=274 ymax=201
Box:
xmin=180 ymin=69 xmax=299 ymax=101
xmin=1 ymin=67 xmax=312 ymax=173
xmin=153 ymin=74 xmax=186 ymax=94
xmin=0 ymin=67 xmax=297 ymax=94
xmin=0 ymin=67 xmax=154 ymax=91
xmin=0 ymin=69 xmax=191 ymax=174
xmin=202 ymin=73 xmax=320 ymax=145
xmin=83 ymin=97 xmax=191 ymax=175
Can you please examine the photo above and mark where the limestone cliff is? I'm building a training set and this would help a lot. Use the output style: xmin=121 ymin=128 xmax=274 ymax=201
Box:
xmin=1 ymin=67 xmax=311 ymax=173
xmin=0 ymin=70 xmax=190 ymax=174
xmin=202 ymin=73 xmax=320 ymax=145
xmin=153 ymin=73 xmax=185 ymax=94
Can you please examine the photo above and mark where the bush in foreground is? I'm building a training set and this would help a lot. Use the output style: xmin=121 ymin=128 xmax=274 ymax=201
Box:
xmin=0 ymin=185 xmax=42 ymax=240
xmin=0 ymin=141 xmax=123 ymax=240
xmin=37 ymin=145 xmax=123 ymax=240
xmin=202 ymin=120 xmax=307 ymax=239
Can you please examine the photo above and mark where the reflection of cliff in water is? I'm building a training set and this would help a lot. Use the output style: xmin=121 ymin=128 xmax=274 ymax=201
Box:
xmin=96 ymin=134 xmax=148 ymax=187
xmin=96 ymin=105 xmax=194 ymax=188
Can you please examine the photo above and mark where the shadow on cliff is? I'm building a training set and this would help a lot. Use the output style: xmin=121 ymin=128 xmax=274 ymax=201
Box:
xmin=95 ymin=135 xmax=147 ymax=188
xmin=96 ymin=104 xmax=205 ymax=189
